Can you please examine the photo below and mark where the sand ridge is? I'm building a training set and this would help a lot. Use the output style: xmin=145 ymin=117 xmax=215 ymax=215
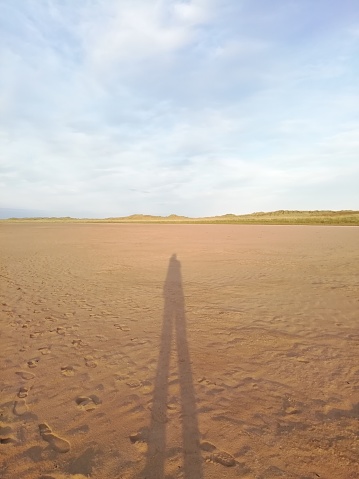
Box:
xmin=0 ymin=224 xmax=358 ymax=478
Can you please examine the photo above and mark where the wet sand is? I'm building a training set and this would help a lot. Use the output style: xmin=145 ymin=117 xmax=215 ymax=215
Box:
xmin=0 ymin=224 xmax=358 ymax=479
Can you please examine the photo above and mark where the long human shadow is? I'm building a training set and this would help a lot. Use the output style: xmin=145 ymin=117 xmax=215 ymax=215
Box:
xmin=143 ymin=254 xmax=203 ymax=478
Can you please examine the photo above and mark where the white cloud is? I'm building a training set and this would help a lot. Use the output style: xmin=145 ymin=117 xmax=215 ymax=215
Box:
xmin=80 ymin=0 xmax=215 ymax=76
xmin=0 ymin=0 xmax=358 ymax=217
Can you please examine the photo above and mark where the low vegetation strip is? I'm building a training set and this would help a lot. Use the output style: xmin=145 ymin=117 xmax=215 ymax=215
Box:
xmin=2 ymin=211 xmax=359 ymax=225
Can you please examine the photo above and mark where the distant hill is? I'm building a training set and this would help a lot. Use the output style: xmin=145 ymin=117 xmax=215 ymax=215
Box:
xmin=1 ymin=210 xmax=358 ymax=225
xmin=107 ymin=214 xmax=190 ymax=221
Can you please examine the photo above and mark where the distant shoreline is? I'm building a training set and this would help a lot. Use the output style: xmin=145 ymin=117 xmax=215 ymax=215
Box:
xmin=1 ymin=210 xmax=358 ymax=226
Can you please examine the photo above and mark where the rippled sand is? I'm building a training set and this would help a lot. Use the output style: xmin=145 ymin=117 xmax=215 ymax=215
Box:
xmin=1 ymin=224 xmax=358 ymax=479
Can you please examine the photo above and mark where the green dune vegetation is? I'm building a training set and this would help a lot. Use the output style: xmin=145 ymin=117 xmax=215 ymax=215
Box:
xmin=2 ymin=210 xmax=359 ymax=225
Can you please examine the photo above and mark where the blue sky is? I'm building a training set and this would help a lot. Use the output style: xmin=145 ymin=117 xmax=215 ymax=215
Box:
xmin=1 ymin=0 xmax=358 ymax=218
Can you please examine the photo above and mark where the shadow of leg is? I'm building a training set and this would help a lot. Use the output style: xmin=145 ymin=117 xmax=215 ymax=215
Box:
xmin=143 ymin=255 xmax=203 ymax=479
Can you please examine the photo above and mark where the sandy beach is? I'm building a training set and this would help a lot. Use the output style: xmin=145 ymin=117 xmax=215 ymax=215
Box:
xmin=0 ymin=224 xmax=358 ymax=479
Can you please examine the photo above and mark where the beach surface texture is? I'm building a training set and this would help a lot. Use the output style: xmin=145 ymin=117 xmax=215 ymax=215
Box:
xmin=1 ymin=224 xmax=358 ymax=479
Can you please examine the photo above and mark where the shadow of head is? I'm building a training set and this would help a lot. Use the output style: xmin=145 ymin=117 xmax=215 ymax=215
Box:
xmin=170 ymin=253 xmax=179 ymax=264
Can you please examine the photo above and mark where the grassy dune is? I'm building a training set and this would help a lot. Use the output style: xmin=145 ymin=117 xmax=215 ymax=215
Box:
xmin=2 ymin=210 xmax=359 ymax=225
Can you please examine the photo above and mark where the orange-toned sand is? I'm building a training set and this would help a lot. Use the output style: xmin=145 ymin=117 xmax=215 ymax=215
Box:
xmin=0 ymin=224 xmax=358 ymax=479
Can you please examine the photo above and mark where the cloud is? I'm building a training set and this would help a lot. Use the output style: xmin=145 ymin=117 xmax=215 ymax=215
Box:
xmin=0 ymin=0 xmax=358 ymax=217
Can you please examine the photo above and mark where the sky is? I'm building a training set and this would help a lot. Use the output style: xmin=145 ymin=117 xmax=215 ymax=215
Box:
xmin=0 ymin=0 xmax=358 ymax=218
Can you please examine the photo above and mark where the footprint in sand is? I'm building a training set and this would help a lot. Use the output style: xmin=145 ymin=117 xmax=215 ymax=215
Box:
xmin=198 ymin=377 xmax=225 ymax=395
xmin=200 ymin=442 xmax=236 ymax=467
xmin=200 ymin=441 xmax=217 ymax=452
xmin=114 ymin=373 xmax=130 ymax=383
xmin=0 ymin=436 xmax=16 ymax=444
xmin=0 ymin=425 xmax=16 ymax=444
xmin=16 ymin=371 xmax=35 ymax=380
xmin=129 ymin=430 xmax=148 ymax=453
xmin=75 ymin=395 xmax=101 ymax=412
xmin=126 ymin=379 xmax=142 ymax=389
xmin=56 ymin=327 xmax=65 ymax=335
xmin=38 ymin=347 xmax=51 ymax=355
xmin=30 ymin=331 xmax=42 ymax=338
xmin=72 ymin=339 xmax=86 ymax=347
xmin=285 ymin=406 xmax=301 ymax=415
xmin=18 ymin=386 xmax=30 ymax=398
xmin=13 ymin=399 xmax=29 ymax=416
xmin=114 ymin=323 xmax=130 ymax=332
xmin=129 ymin=431 xmax=147 ymax=443
xmin=27 ymin=358 xmax=40 ymax=368
xmin=84 ymin=356 xmax=97 ymax=368
xmin=209 ymin=451 xmax=236 ymax=467
xmin=39 ymin=423 xmax=70 ymax=453
xmin=61 ymin=366 xmax=75 ymax=377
